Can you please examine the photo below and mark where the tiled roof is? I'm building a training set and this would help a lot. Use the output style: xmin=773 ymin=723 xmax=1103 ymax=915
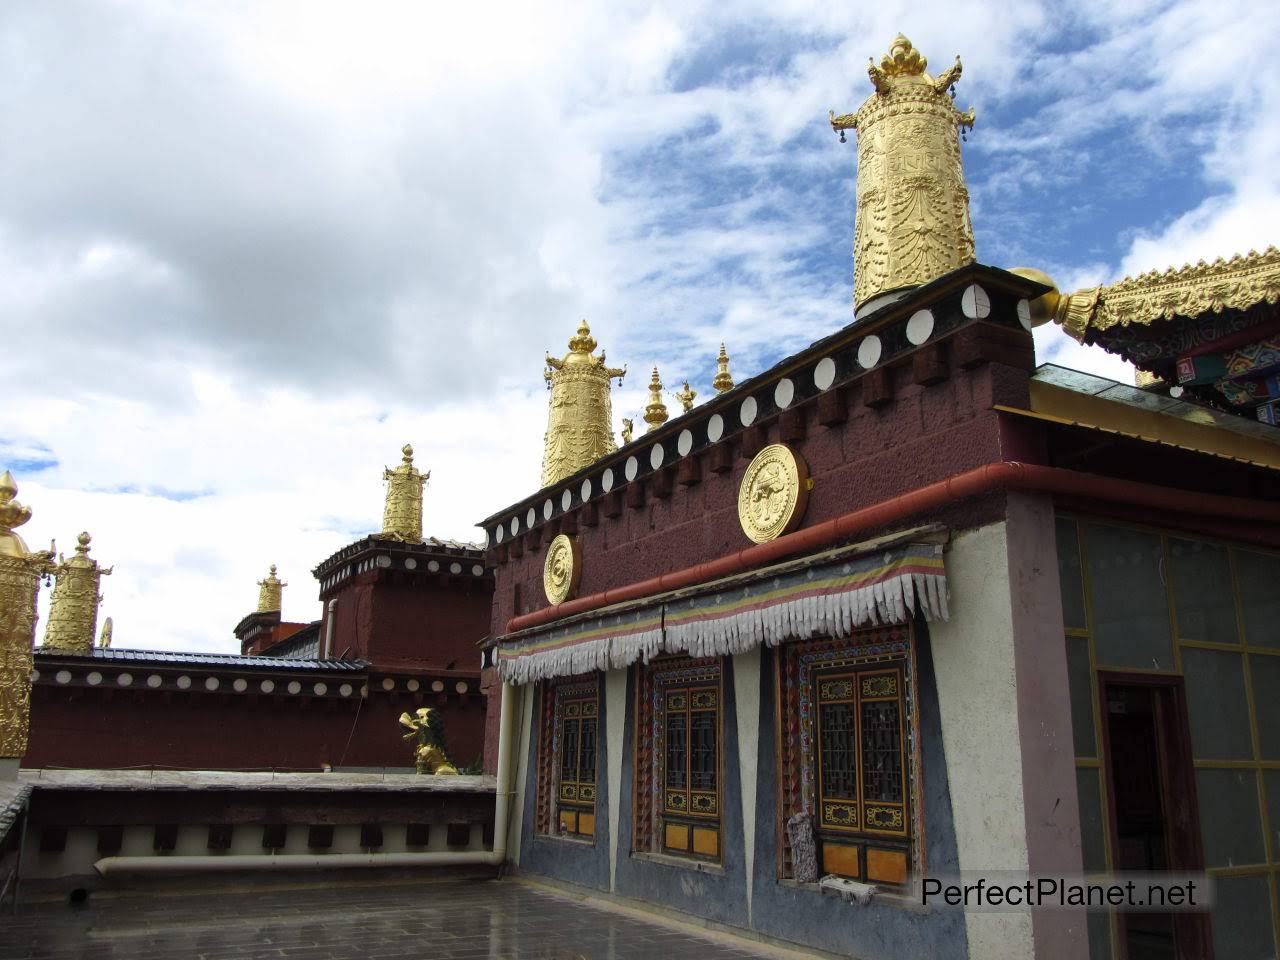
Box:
xmin=34 ymin=647 xmax=368 ymax=672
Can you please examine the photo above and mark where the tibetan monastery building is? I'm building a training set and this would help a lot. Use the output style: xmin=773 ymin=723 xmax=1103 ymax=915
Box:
xmin=478 ymin=36 xmax=1280 ymax=960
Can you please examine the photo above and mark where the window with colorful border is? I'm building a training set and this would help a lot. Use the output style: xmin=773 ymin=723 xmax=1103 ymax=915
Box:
xmin=634 ymin=655 xmax=723 ymax=862
xmin=775 ymin=626 xmax=920 ymax=888
xmin=535 ymin=674 xmax=599 ymax=841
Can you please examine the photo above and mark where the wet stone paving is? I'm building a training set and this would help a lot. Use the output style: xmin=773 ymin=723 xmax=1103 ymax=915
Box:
xmin=0 ymin=877 xmax=803 ymax=960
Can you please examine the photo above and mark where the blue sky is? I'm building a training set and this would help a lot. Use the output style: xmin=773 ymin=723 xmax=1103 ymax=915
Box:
xmin=1 ymin=0 xmax=1277 ymax=650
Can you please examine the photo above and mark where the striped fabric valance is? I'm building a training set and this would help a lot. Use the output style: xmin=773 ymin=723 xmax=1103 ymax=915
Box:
xmin=495 ymin=542 xmax=947 ymax=684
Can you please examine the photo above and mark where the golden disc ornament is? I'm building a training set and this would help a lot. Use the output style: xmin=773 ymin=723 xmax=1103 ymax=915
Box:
xmin=737 ymin=444 xmax=811 ymax=544
xmin=543 ymin=534 xmax=582 ymax=605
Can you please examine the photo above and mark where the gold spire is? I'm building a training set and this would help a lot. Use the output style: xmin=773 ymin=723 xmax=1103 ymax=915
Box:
xmin=0 ymin=472 xmax=54 ymax=761
xmin=542 ymin=319 xmax=627 ymax=486
xmin=99 ymin=616 xmax=113 ymax=648
xmin=382 ymin=443 xmax=429 ymax=543
xmin=43 ymin=532 xmax=112 ymax=653
xmin=713 ymin=344 xmax=734 ymax=394
xmin=644 ymin=368 xmax=670 ymax=433
xmin=830 ymin=34 xmax=976 ymax=310
xmin=256 ymin=563 xmax=285 ymax=613
xmin=675 ymin=381 xmax=697 ymax=413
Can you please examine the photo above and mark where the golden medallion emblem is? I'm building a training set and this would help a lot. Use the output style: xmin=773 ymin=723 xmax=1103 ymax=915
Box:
xmin=543 ymin=534 xmax=581 ymax=605
xmin=737 ymin=444 xmax=810 ymax=544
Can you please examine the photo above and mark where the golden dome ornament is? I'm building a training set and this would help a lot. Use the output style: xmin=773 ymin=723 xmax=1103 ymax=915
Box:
xmin=737 ymin=444 xmax=811 ymax=544
xmin=543 ymin=533 xmax=582 ymax=605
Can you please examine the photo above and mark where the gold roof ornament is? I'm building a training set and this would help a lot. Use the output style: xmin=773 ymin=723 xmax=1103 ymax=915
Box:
xmin=713 ymin=344 xmax=735 ymax=394
xmin=737 ymin=445 xmax=812 ymax=543
xmin=382 ymin=443 xmax=429 ymax=543
xmin=620 ymin=418 xmax=634 ymax=445
xmin=543 ymin=533 xmax=581 ymax=605
xmin=0 ymin=472 xmax=55 ymax=760
xmin=830 ymin=34 xmax=977 ymax=311
xmin=542 ymin=320 xmax=627 ymax=487
xmin=643 ymin=368 xmax=670 ymax=433
xmin=99 ymin=616 xmax=113 ymax=649
xmin=676 ymin=381 xmax=697 ymax=413
xmin=1014 ymin=248 xmax=1280 ymax=342
xmin=43 ymin=532 xmax=112 ymax=654
xmin=256 ymin=563 xmax=285 ymax=613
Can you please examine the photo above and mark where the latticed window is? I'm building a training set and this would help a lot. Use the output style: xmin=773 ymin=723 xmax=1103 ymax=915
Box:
xmin=535 ymin=675 xmax=599 ymax=840
xmin=634 ymin=656 xmax=722 ymax=862
xmin=776 ymin=630 xmax=917 ymax=888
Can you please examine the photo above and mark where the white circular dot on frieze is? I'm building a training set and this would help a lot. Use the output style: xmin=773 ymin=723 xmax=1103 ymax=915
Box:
xmin=407 ymin=679 xmax=420 ymax=692
xmin=961 ymin=283 xmax=991 ymax=319
xmin=177 ymin=675 xmax=191 ymax=690
xmin=774 ymin=379 xmax=794 ymax=409
xmin=404 ymin=557 xmax=417 ymax=570
xmin=339 ymin=683 xmax=353 ymax=697
xmin=381 ymin=677 xmax=395 ymax=691
xmin=471 ymin=564 xmax=483 ymax=576
xmin=233 ymin=678 xmax=248 ymax=693
xmin=314 ymin=682 xmax=328 ymax=696
xmin=494 ymin=525 xmax=504 ymax=544
xmin=543 ymin=499 xmax=553 ymax=520
xmin=449 ymin=561 xmax=462 ymax=574
xmin=288 ymin=681 xmax=302 ymax=695
xmin=677 ymin=429 xmax=693 ymax=457
xmin=602 ymin=468 xmax=614 ymax=493
xmin=1016 ymin=299 xmax=1032 ymax=331
xmin=581 ymin=478 xmax=592 ymax=502
xmin=29 ymin=669 xmax=39 ymax=683
xmin=856 ymin=335 xmax=882 ymax=369
xmin=561 ymin=488 xmax=573 ymax=511
xmin=87 ymin=671 xmax=102 ymax=686
xmin=205 ymin=677 xmax=220 ymax=691
xmin=739 ymin=396 xmax=757 ymax=426
xmin=906 ymin=309 xmax=935 ymax=346
xmin=707 ymin=414 xmax=724 ymax=443
xmin=526 ymin=507 xmax=536 ymax=528
xmin=814 ymin=357 xmax=836 ymax=391
xmin=376 ymin=554 xmax=391 ymax=568
xmin=431 ymin=680 xmax=445 ymax=693
xmin=650 ymin=443 xmax=664 ymax=470
xmin=509 ymin=516 xmax=520 ymax=536
xmin=147 ymin=674 xmax=162 ymax=689
xmin=624 ymin=456 xmax=639 ymax=482
xmin=427 ymin=559 xmax=440 ymax=573
xmin=117 ymin=672 xmax=132 ymax=687
xmin=455 ymin=681 xmax=469 ymax=694
xmin=261 ymin=679 xmax=275 ymax=693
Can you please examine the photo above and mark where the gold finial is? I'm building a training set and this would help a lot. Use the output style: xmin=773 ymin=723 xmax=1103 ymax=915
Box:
xmin=713 ymin=344 xmax=734 ymax=394
xmin=542 ymin=319 xmax=627 ymax=486
xmin=676 ymin=381 xmax=697 ymax=413
xmin=99 ymin=616 xmax=113 ymax=648
xmin=644 ymin=368 xmax=669 ymax=433
xmin=43 ymin=531 xmax=113 ymax=653
xmin=0 ymin=472 xmax=55 ymax=760
xmin=830 ymin=34 xmax=976 ymax=310
xmin=621 ymin=418 xmax=634 ymax=444
xmin=256 ymin=563 xmax=285 ymax=613
xmin=382 ymin=443 xmax=428 ymax=543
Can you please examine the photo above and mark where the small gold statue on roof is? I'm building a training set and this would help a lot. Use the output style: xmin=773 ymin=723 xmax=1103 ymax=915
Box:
xmin=675 ymin=381 xmax=697 ymax=413
xmin=99 ymin=616 xmax=113 ymax=649
xmin=399 ymin=707 xmax=459 ymax=775
xmin=713 ymin=344 xmax=734 ymax=394
xmin=643 ymin=368 xmax=669 ymax=433
xmin=256 ymin=564 xmax=285 ymax=613
xmin=382 ymin=444 xmax=428 ymax=543
xmin=44 ymin=532 xmax=113 ymax=653
xmin=620 ymin=418 xmax=634 ymax=444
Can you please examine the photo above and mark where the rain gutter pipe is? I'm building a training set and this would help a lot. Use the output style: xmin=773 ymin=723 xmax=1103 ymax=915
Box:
xmin=507 ymin=460 xmax=1280 ymax=634
xmin=94 ymin=682 xmax=518 ymax=876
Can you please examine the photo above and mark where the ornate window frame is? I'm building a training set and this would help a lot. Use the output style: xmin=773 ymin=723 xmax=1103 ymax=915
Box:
xmin=535 ymin=673 xmax=600 ymax=841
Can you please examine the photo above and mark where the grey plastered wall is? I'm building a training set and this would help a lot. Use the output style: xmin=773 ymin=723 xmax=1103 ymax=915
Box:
xmin=515 ymin=628 xmax=968 ymax=958
xmin=516 ymin=681 xmax=612 ymax=892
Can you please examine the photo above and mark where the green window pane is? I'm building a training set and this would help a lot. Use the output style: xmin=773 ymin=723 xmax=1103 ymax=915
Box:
xmin=1169 ymin=538 xmax=1238 ymax=643
xmin=1251 ymin=653 xmax=1280 ymax=761
xmin=1182 ymin=648 xmax=1253 ymax=760
xmin=1084 ymin=525 xmax=1173 ymax=670
xmin=1236 ymin=548 xmax=1280 ymax=648
xmin=1067 ymin=637 xmax=1096 ymax=757
xmin=1076 ymin=767 xmax=1108 ymax=874
xmin=1210 ymin=874 xmax=1276 ymax=960
xmin=1195 ymin=768 xmax=1265 ymax=867
xmin=1056 ymin=517 xmax=1086 ymax=631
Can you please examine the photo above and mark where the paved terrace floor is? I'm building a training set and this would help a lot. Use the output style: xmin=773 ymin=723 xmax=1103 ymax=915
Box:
xmin=1 ymin=877 xmax=813 ymax=960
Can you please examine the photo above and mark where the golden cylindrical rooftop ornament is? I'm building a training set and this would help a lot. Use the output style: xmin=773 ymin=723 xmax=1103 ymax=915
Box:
xmin=43 ymin=531 xmax=111 ymax=653
xmin=831 ymin=34 xmax=976 ymax=311
xmin=382 ymin=443 xmax=428 ymax=543
xmin=0 ymin=472 xmax=54 ymax=760
xmin=256 ymin=563 xmax=285 ymax=613
xmin=542 ymin=320 xmax=626 ymax=487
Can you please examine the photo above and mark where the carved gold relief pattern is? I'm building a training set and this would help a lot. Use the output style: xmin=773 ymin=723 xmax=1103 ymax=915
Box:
xmin=382 ymin=443 xmax=428 ymax=543
xmin=542 ymin=320 xmax=626 ymax=487
xmin=831 ymin=35 xmax=976 ymax=308
xmin=0 ymin=472 xmax=54 ymax=759
xmin=43 ymin=532 xmax=111 ymax=654
xmin=737 ymin=444 xmax=811 ymax=544
xmin=543 ymin=533 xmax=581 ymax=606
